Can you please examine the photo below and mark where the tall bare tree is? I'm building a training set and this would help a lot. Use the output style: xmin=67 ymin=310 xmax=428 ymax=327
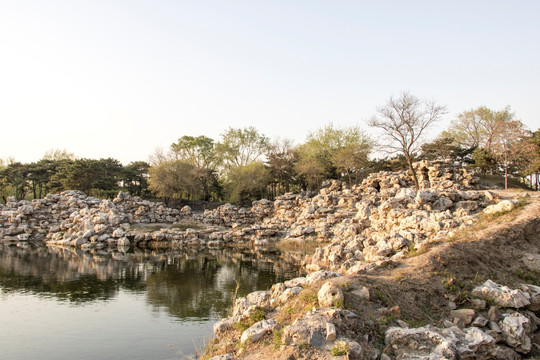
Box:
xmin=369 ymin=92 xmax=446 ymax=190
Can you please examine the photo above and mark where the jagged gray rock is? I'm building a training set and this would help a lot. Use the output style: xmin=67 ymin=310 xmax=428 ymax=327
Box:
xmin=501 ymin=312 xmax=531 ymax=353
xmin=385 ymin=325 xmax=501 ymax=359
xmin=483 ymin=200 xmax=516 ymax=215
xmin=240 ymin=319 xmax=278 ymax=343
xmin=472 ymin=280 xmax=531 ymax=309
xmin=317 ymin=282 xmax=344 ymax=307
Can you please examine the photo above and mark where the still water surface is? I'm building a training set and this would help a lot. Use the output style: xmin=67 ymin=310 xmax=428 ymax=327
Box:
xmin=0 ymin=244 xmax=304 ymax=360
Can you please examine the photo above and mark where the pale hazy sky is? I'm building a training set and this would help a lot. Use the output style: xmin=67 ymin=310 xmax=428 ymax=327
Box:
xmin=1 ymin=0 xmax=539 ymax=164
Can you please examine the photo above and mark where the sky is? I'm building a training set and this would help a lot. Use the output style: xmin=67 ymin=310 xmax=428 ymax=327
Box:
xmin=1 ymin=0 xmax=539 ymax=165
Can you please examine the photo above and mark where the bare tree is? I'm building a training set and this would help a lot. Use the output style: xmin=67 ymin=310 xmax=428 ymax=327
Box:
xmin=369 ymin=92 xmax=446 ymax=190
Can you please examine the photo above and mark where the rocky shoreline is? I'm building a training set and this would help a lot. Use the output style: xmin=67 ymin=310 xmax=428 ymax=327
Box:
xmin=200 ymin=161 xmax=540 ymax=359
xmin=1 ymin=159 xmax=491 ymax=254
xmin=2 ymin=159 xmax=539 ymax=359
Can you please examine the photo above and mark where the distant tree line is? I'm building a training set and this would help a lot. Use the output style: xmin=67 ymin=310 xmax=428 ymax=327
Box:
xmin=147 ymin=124 xmax=374 ymax=204
xmin=2 ymin=93 xmax=539 ymax=204
xmin=0 ymin=150 xmax=149 ymax=203
xmin=368 ymin=93 xmax=539 ymax=190
xmin=436 ymin=106 xmax=539 ymax=189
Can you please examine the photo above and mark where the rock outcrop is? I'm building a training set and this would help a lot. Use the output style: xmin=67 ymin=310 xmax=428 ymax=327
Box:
xmin=0 ymin=191 xmax=185 ymax=248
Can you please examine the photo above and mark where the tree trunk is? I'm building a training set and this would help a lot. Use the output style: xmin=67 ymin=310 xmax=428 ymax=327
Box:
xmin=504 ymin=151 xmax=508 ymax=190
xmin=406 ymin=155 xmax=419 ymax=191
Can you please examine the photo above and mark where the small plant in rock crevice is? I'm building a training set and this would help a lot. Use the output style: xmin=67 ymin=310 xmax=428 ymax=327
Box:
xmin=330 ymin=342 xmax=349 ymax=356
xmin=272 ymin=327 xmax=284 ymax=350
xmin=233 ymin=307 xmax=266 ymax=332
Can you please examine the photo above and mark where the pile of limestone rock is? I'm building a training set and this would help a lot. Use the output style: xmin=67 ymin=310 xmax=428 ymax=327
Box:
xmin=305 ymin=185 xmax=497 ymax=274
xmin=193 ymin=199 xmax=275 ymax=226
xmin=0 ymin=159 xmax=493 ymax=254
xmin=386 ymin=279 xmax=540 ymax=359
xmin=191 ymin=160 xmax=484 ymax=251
xmin=0 ymin=190 xmax=186 ymax=248
xmin=210 ymin=274 xmax=540 ymax=360
xmin=205 ymin=159 xmax=492 ymax=273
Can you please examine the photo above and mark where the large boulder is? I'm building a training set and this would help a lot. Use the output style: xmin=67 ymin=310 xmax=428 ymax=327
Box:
xmin=246 ymin=290 xmax=271 ymax=307
xmin=472 ymin=280 xmax=530 ymax=309
xmin=240 ymin=319 xmax=278 ymax=343
xmin=385 ymin=326 xmax=458 ymax=359
xmin=385 ymin=325 xmax=498 ymax=359
xmin=501 ymin=312 xmax=531 ymax=353
xmin=317 ymin=282 xmax=344 ymax=307
xmin=483 ymin=200 xmax=516 ymax=215
xmin=283 ymin=312 xmax=333 ymax=347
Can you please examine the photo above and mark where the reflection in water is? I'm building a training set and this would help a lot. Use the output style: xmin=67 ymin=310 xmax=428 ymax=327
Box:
xmin=0 ymin=244 xmax=305 ymax=359
xmin=0 ymin=244 xmax=304 ymax=318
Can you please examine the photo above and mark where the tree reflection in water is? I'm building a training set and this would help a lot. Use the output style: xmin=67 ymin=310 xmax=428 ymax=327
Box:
xmin=0 ymin=244 xmax=304 ymax=319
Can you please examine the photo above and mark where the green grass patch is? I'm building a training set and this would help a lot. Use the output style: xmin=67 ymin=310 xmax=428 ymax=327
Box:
xmin=380 ymin=314 xmax=397 ymax=325
xmin=233 ymin=307 xmax=266 ymax=332
xmin=515 ymin=269 xmax=540 ymax=285
xmin=330 ymin=342 xmax=349 ymax=356
xmin=373 ymin=289 xmax=390 ymax=306
xmin=405 ymin=243 xmax=429 ymax=258
xmin=299 ymin=287 xmax=318 ymax=307
xmin=272 ymin=327 xmax=284 ymax=350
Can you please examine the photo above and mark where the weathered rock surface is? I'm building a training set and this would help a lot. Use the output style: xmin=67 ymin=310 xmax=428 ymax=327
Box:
xmin=317 ymin=282 xmax=344 ymax=307
xmin=0 ymin=191 xmax=188 ymax=248
xmin=473 ymin=280 xmax=531 ymax=309
xmin=483 ymin=200 xmax=516 ymax=215
xmin=501 ymin=313 xmax=532 ymax=354
xmin=240 ymin=319 xmax=278 ymax=343
xmin=385 ymin=325 xmax=504 ymax=359
xmin=208 ymin=354 xmax=233 ymax=360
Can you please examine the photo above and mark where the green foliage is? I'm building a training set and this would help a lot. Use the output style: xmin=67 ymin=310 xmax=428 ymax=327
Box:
xmin=299 ymin=287 xmax=318 ymax=307
xmin=472 ymin=147 xmax=497 ymax=175
xmin=272 ymin=327 xmax=284 ymax=350
xmin=515 ymin=269 xmax=540 ymax=285
xmin=148 ymin=128 xmax=272 ymax=202
xmin=148 ymin=160 xmax=196 ymax=200
xmin=373 ymin=289 xmax=390 ymax=306
xmin=421 ymin=135 xmax=475 ymax=164
xmin=170 ymin=135 xmax=220 ymax=201
xmin=225 ymin=162 xmax=270 ymax=203
xmin=42 ymin=149 xmax=76 ymax=161
xmin=123 ymin=161 xmax=150 ymax=197
xmin=233 ymin=307 xmax=266 ymax=332
xmin=266 ymin=138 xmax=298 ymax=197
xmin=380 ymin=314 xmax=397 ymax=325
xmin=217 ymin=126 xmax=270 ymax=169
xmin=47 ymin=158 xmax=128 ymax=197
xmin=406 ymin=243 xmax=428 ymax=258
xmin=295 ymin=124 xmax=373 ymax=189
xmin=294 ymin=141 xmax=332 ymax=190
xmin=445 ymin=106 xmax=534 ymax=188
xmin=330 ymin=342 xmax=349 ymax=356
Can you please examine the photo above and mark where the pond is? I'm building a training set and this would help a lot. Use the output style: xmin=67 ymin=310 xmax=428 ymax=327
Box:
xmin=0 ymin=244 xmax=305 ymax=360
